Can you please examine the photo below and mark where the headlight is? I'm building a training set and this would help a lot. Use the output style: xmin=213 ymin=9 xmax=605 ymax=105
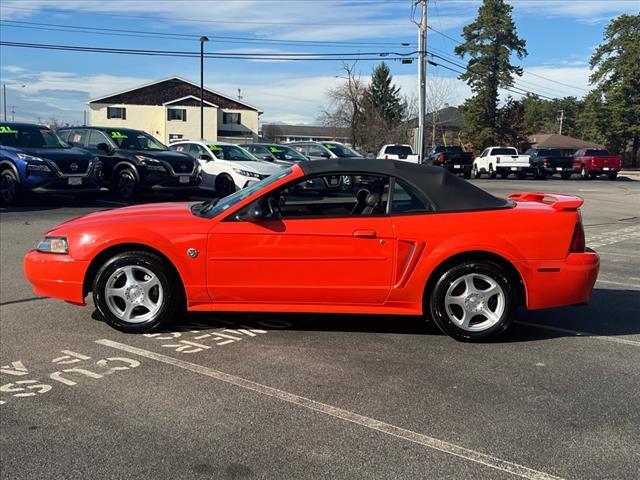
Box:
xmin=136 ymin=155 xmax=166 ymax=172
xmin=36 ymin=236 xmax=68 ymax=254
xmin=233 ymin=168 xmax=261 ymax=179
xmin=26 ymin=163 xmax=52 ymax=173
xmin=18 ymin=153 xmax=44 ymax=161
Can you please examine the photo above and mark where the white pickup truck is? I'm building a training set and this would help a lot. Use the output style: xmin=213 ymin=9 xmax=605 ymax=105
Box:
xmin=377 ymin=144 xmax=420 ymax=163
xmin=472 ymin=147 xmax=530 ymax=179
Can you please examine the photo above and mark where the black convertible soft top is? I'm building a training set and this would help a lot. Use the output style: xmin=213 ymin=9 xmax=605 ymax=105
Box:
xmin=299 ymin=159 xmax=510 ymax=212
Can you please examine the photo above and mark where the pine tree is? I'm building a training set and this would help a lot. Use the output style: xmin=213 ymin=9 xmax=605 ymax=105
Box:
xmin=589 ymin=13 xmax=640 ymax=166
xmin=455 ymin=0 xmax=527 ymax=148
xmin=365 ymin=62 xmax=405 ymax=128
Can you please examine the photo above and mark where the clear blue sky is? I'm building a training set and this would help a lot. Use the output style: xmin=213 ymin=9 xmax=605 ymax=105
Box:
xmin=0 ymin=0 xmax=637 ymax=125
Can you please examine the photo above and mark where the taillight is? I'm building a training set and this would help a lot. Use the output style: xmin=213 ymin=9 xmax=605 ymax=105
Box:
xmin=496 ymin=157 xmax=501 ymax=164
xmin=543 ymin=157 xmax=549 ymax=166
xmin=570 ymin=222 xmax=585 ymax=253
xmin=438 ymin=153 xmax=445 ymax=163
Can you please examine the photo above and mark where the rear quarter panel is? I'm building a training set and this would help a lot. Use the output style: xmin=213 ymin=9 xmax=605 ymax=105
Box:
xmin=388 ymin=203 xmax=578 ymax=305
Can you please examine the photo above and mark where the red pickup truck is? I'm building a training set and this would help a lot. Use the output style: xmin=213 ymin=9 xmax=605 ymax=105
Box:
xmin=573 ymin=148 xmax=621 ymax=180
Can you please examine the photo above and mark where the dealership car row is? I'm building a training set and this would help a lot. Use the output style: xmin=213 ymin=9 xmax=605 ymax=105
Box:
xmin=0 ymin=121 xmax=623 ymax=205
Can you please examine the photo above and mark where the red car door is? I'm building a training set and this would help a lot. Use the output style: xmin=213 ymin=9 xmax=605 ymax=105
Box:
xmin=206 ymin=174 xmax=396 ymax=306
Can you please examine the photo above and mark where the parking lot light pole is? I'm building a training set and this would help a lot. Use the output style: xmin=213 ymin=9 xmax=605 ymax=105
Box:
xmin=200 ymin=36 xmax=209 ymax=139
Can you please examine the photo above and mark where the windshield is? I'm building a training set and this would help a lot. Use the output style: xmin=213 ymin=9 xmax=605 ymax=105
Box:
xmin=538 ymin=149 xmax=561 ymax=156
xmin=492 ymin=148 xmax=518 ymax=155
xmin=322 ymin=143 xmax=361 ymax=158
xmin=0 ymin=124 xmax=69 ymax=149
xmin=267 ymin=145 xmax=307 ymax=162
xmin=586 ymin=149 xmax=610 ymax=156
xmin=209 ymin=144 xmax=256 ymax=161
xmin=384 ymin=145 xmax=414 ymax=156
xmin=195 ymin=168 xmax=292 ymax=218
xmin=106 ymin=129 xmax=166 ymax=151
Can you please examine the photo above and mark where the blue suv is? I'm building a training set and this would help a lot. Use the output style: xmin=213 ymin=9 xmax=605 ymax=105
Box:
xmin=0 ymin=123 xmax=102 ymax=204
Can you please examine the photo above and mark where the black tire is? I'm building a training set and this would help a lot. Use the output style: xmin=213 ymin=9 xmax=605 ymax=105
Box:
xmin=463 ymin=169 xmax=471 ymax=179
xmin=580 ymin=165 xmax=591 ymax=180
xmin=560 ymin=171 xmax=572 ymax=180
xmin=517 ymin=171 xmax=527 ymax=180
xmin=472 ymin=164 xmax=481 ymax=179
xmin=428 ymin=261 xmax=517 ymax=342
xmin=608 ymin=171 xmax=618 ymax=181
xmin=500 ymin=171 xmax=509 ymax=179
xmin=93 ymin=251 xmax=181 ymax=333
xmin=488 ymin=164 xmax=497 ymax=179
xmin=0 ymin=168 xmax=19 ymax=205
xmin=215 ymin=174 xmax=236 ymax=198
xmin=112 ymin=168 xmax=138 ymax=201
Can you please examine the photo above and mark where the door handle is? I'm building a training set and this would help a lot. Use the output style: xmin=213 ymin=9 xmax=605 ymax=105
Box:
xmin=353 ymin=229 xmax=377 ymax=238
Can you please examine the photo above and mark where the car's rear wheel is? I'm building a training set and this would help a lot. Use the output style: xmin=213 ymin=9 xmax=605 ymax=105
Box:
xmin=462 ymin=169 xmax=471 ymax=179
xmin=517 ymin=171 xmax=527 ymax=180
xmin=500 ymin=171 xmax=509 ymax=179
xmin=608 ymin=172 xmax=618 ymax=181
xmin=0 ymin=169 xmax=19 ymax=205
xmin=428 ymin=261 xmax=517 ymax=342
xmin=472 ymin=164 xmax=481 ymax=179
xmin=488 ymin=164 xmax=497 ymax=179
xmin=561 ymin=171 xmax=572 ymax=180
xmin=93 ymin=251 xmax=180 ymax=333
xmin=113 ymin=168 xmax=138 ymax=201
xmin=215 ymin=174 xmax=236 ymax=198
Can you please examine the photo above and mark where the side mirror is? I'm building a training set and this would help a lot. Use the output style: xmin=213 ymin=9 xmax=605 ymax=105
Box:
xmin=96 ymin=142 xmax=113 ymax=154
xmin=199 ymin=154 xmax=212 ymax=161
xmin=262 ymin=154 xmax=276 ymax=162
xmin=319 ymin=151 xmax=331 ymax=158
xmin=235 ymin=202 xmax=263 ymax=222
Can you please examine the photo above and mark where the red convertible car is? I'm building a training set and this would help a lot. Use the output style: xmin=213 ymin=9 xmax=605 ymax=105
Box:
xmin=24 ymin=159 xmax=599 ymax=341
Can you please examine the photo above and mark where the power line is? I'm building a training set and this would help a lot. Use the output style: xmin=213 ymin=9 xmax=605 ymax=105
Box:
xmin=0 ymin=40 xmax=417 ymax=61
xmin=427 ymin=25 xmax=590 ymax=93
xmin=0 ymin=19 xmax=416 ymax=48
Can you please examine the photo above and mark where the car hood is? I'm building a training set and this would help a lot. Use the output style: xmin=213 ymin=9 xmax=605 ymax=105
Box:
xmin=48 ymin=202 xmax=210 ymax=236
xmin=132 ymin=150 xmax=196 ymax=166
xmin=8 ymin=146 xmax=95 ymax=163
xmin=229 ymin=161 xmax=283 ymax=175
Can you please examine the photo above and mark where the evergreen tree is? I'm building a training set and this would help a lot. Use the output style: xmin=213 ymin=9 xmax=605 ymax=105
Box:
xmin=455 ymin=0 xmax=527 ymax=148
xmin=365 ymin=62 xmax=405 ymax=128
xmin=589 ymin=13 xmax=640 ymax=166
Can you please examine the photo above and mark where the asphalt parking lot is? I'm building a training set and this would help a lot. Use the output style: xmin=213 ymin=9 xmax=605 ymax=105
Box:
xmin=1 ymin=176 xmax=639 ymax=480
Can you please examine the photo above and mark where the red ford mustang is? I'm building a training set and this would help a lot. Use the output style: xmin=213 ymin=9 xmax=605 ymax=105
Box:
xmin=24 ymin=159 xmax=599 ymax=341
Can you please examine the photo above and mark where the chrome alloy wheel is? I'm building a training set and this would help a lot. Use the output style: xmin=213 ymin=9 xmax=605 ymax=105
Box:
xmin=444 ymin=273 xmax=505 ymax=332
xmin=104 ymin=265 xmax=163 ymax=323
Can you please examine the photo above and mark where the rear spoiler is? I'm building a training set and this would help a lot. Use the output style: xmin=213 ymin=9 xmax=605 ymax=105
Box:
xmin=508 ymin=192 xmax=584 ymax=211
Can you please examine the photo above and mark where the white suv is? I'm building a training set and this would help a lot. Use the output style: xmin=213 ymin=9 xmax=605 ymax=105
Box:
xmin=169 ymin=140 xmax=283 ymax=197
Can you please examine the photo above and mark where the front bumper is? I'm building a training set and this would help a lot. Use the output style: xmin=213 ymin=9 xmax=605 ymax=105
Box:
xmin=520 ymin=249 xmax=600 ymax=310
xmin=23 ymin=250 xmax=89 ymax=304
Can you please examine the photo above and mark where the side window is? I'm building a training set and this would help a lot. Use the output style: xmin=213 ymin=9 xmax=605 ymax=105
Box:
xmin=170 ymin=143 xmax=188 ymax=153
xmin=87 ymin=130 xmax=109 ymax=149
xmin=266 ymin=174 xmax=389 ymax=218
xmin=67 ymin=129 xmax=88 ymax=147
xmin=480 ymin=149 xmax=488 ymax=158
xmin=308 ymin=145 xmax=328 ymax=157
xmin=391 ymin=179 xmax=432 ymax=213
xmin=58 ymin=130 xmax=71 ymax=142
xmin=192 ymin=144 xmax=210 ymax=159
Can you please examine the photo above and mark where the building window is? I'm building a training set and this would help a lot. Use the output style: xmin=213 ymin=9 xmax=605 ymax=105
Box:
xmin=223 ymin=112 xmax=241 ymax=124
xmin=107 ymin=107 xmax=126 ymax=119
xmin=168 ymin=134 xmax=183 ymax=143
xmin=167 ymin=108 xmax=187 ymax=122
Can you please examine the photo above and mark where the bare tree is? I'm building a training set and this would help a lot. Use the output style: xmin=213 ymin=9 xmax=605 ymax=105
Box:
xmin=425 ymin=76 xmax=457 ymax=148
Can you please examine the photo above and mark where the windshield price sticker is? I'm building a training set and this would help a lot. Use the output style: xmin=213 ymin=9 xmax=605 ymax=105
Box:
xmin=111 ymin=131 xmax=127 ymax=139
xmin=269 ymin=147 xmax=284 ymax=153
xmin=326 ymin=144 xmax=337 ymax=149
xmin=0 ymin=126 xmax=18 ymax=134
xmin=208 ymin=145 xmax=222 ymax=151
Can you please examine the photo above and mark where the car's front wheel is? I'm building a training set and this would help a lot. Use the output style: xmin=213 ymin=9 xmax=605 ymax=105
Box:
xmin=113 ymin=168 xmax=138 ymax=201
xmin=428 ymin=261 xmax=517 ymax=342
xmin=580 ymin=166 xmax=591 ymax=180
xmin=0 ymin=169 xmax=19 ymax=205
xmin=215 ymin=174 xmax=236 ymax=198
xmin=93 ymin=251 xmax=181 ymax=333
xmin=472 ymin=164 xmax=481 ymax=179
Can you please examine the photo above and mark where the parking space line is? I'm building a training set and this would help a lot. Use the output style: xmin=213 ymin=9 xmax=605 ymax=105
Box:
xmin=596 ymin=279 xmax=640 ymax=289
xmin=96 ymin=339 xmax=562 ymax=480
xmin=515 ymin=321 xmax=640 ymax=347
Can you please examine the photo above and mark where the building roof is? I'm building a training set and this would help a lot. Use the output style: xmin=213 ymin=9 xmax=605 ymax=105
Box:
xmin=299 ymin=159 xmax=509 ymax=212
xmin=88 ymin=77 xmax=262 ymax=113
xmin=409 ymin=106 xmax=463 ymax=129
xmin=528 ymin=133 xmax=604 ymax=150
xmin=262 ymin=124 xmax=350 ymax=138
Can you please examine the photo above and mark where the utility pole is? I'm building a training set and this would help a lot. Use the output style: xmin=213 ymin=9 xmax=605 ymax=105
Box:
xmin=11 ymin=106 xmax=15 ymax=122
xmin=2 ymin=84 xmax=6 ymax=121
xmin=199 ymin=36 xmax=209 ymax=139
xmin=558 ymin=109 xmax=564 ymax=136
xmin=416 ymin=0 xmax=428 ymax=163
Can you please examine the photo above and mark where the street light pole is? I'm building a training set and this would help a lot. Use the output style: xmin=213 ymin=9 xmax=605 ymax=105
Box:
xmin=200 ymin=36 xmax=209 ymax=139
xmin=2 ymin=84 xmax=6 ymax=122
xmin=416 ymin=0 xmax=428 ymax=163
